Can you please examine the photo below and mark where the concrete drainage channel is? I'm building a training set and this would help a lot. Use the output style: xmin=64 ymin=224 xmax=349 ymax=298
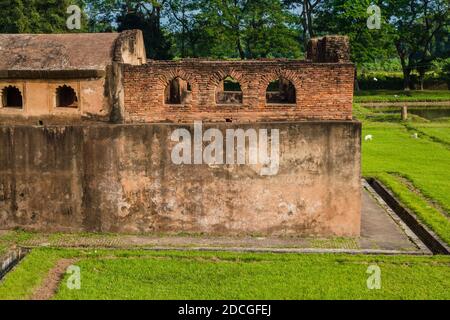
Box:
xmin=367 ymin=178 xmax=450 ymax=255
xmin=0 ymin=248 xmax=28 ymax=281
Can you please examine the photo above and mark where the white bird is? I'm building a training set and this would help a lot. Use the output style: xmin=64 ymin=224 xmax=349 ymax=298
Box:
xmin=373 ymin=77 xmax=378 ymax=82
xmin=411 ymin=133 xmax=419 ymax=139
xmin=365 ymin=135 xmax=373 ymax=141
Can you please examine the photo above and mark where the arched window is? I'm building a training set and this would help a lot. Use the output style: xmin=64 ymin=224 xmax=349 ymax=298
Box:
xmin=266 ymin=78 xmax=296 ymax=104
xmin=165 ymin=77 xmax=192 ymax=105
xmin=56 ymin=85 xmax=78 ymax=108
xmin=216 ymin=76 xmax=243 ymax=104
xmin=1 ymin=86 xmax=23 ymax=108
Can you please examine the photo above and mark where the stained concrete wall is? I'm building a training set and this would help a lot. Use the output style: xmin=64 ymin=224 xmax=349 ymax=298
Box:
xmin=0 ymin=122 xmax=361 ymax=236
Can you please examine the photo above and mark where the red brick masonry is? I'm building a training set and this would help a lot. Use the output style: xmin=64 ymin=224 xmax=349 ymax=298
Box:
xmin=123 ymin=60 xmax=355 ymax=123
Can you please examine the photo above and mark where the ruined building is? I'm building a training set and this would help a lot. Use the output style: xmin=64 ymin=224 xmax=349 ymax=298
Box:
xmin=0 ymin=31 xmax=361 ymax=237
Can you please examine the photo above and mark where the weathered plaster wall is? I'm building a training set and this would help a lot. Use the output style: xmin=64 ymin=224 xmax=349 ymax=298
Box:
xmin=0 ymin=77 xmax=111 ymax=124
xmin=114 ymin=30 xmax=147 ymax=65
xmin=0 ymin=122 xmax=361 ymax=236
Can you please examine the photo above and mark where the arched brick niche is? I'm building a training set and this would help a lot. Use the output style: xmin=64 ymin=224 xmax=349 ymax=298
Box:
xmin=123 ymin=60 xmax=354 ymax=123
xmin=259 ymin=70 xmax=300 ymax=108
xmin=55 ymin=85 xmax=78 ymax=108
xmin=160 ymin=69 xmax=199 ymax=110
xmin=207 ymin=69 xmax=249 ymax=108
xmin=1 ymin=85 xmax=24 ymax=109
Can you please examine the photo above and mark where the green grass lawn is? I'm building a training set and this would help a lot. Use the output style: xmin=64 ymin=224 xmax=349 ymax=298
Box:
xmin=354 ymin=90 xmax=450 ymax=103
xmin=408 ymin=122 xmax=450 ymax=145
xmin=359 ymin=105 xmax=450 ymax=245
xmin=0 ymin=248 xmax=449 ymax=300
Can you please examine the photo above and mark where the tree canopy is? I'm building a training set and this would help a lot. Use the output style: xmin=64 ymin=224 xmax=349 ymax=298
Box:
xmin=0 ymin=0 xmax=87 ymax=33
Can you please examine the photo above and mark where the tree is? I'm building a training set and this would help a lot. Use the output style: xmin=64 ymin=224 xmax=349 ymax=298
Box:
xmin=284 ymin=0 xmax=323 ymax=50
xmin=239 ymin=0 xmax=300 ymax=58
xmin=116 ymin=0 xmax=173 ymax=59
xmin=165 ymin=0 xmax=202 ymax=57
xmin=315 ymin=0 xmax=394 ymax=90
xmin=0 ymin=0 xmax=28 ymax=33
xmin=84 ymin=0 xmax=122 ymax=32
xmin=0 ymin=0 xmax=87 ymax=33
xmin=82 ymin=0 xmax=173 ymax=59
xmin=385 ymin=0 xmax=450 ymax=90
xmin=440 ymin=58 xmax=450 ymax=88
xmin=193 ymin=0 xmax=300 ymax=59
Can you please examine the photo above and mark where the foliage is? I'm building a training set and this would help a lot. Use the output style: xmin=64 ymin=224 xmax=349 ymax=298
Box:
xmin=189 ymin=0 xmax=302 ymax=59
xmin=0 ymin=0 xmax=87 ymax=33
xmin=354 ymin=89 xmax=450 ymax=102
xmin=357 ymin=73 xmax=449 ymax=91
xmin=313 ymin=0 xmax=450 ymax=90
xmin=436 ymin=58 xmax=450 ymax=85
xmin=360 ymin=59 xmax=403 ymax=73
xmin=283 ymin=0 xmax=323 ymax=49
xmin=116 ymin=1 xmax=173 ymax=59
xmin=84 ymin=0 xmax=122 ymax=32
xmin=316 ymin=0 xmax=394 ymax=65
xmin=1 ymin=0 xmax=448 ymax=74
xmin=383 ymin=0 xmax=450 ymax=89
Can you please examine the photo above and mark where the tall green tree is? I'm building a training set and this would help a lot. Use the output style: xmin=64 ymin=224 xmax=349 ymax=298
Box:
xmin=385 ymin=0 xmax=450 ymax=90
xmin=193 ymin=0 xmax=301 ymax=59
xmin=316 ymin=0 xmax=394 ymax=64
xmin=84 ymin=0 xmax=122 ymax=32
xmin=84 ymin=0 xmax=173 ymax=59
xmin=0 ymin=0 xmax=28 ymax=32
xmin=284 ymin=0 xmax=323 ymax=50
xmin=116 ymin=0 xmax=173 ymax=59
xmin=315 ymin=0 xmax=394 ymax=90
xmin=0 ymin=0 xmax=87 ymax=33
xmin=165 ymin=0 xmax=199 ymax=57
xmin=316 ymin=0 xmax=449 ymax=90
xmin=244 ymin=0 xmax=300 ymax=58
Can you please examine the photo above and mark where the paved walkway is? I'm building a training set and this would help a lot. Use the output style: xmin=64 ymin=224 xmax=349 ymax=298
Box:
xmin=360 ymin=182 xmax=427 ymax=253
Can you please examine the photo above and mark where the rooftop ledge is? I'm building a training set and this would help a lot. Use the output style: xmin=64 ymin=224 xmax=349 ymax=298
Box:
xmin=138 ymin=59 xmax=354 ymax=66
xmin=0 ymin=69 xmax=107 ymax=79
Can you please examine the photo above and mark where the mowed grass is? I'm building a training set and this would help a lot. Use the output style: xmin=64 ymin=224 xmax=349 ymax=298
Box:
xmin=359 ymin=106 xmax=450 ymax=244
xmin=0 ymin=249 xmax=449 ymax=300
xmin=354 ymin=90 xmax=450 ymax=103
xmin=409 ymin=123 xmax=450 ymax=145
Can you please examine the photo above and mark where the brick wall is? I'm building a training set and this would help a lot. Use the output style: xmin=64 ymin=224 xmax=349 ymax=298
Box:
xmin=122 ymin=59 xmax=355 ymax=123
xmin=307 ymin=36 xmax=351 ymax=63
